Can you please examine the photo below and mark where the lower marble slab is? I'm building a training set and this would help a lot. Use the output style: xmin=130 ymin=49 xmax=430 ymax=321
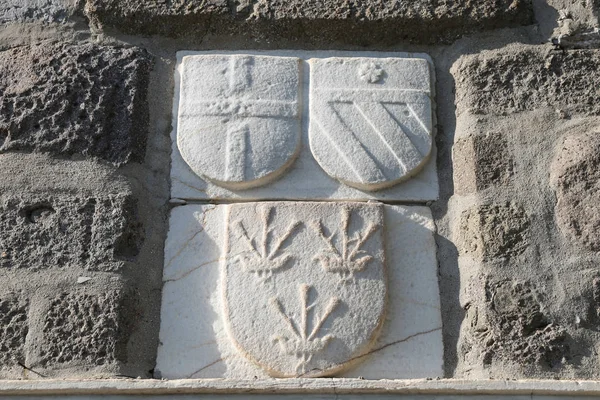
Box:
xmin=156 ymin=202 xmax=442 ymax=379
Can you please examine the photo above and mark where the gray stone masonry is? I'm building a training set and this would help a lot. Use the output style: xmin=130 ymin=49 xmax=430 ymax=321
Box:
xmin=450 ymin=46 xmax=600 ymax=379
xmin=84 ymin=0 xmax=534 ymax=45
xmin=0 ymin=42 xmax=152 ymax=165
xmin=1 ymin=0 xmax=600 ymax=385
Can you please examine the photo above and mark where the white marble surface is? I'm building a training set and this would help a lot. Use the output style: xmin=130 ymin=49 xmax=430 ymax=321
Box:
xmin=156 ymin=203 xmax=443 ymax=379
xmin=171 ymin=50 xmax=438 ymax=202
xmin=223 ymin=202 xmax=386 ymax=377
xmin=310 ymin=57 xmax=433 ymax=191
xmin=177 ymin=55 xmax=301 ymax=189
xmin=5 ymin=378 xmax=600 ymax=398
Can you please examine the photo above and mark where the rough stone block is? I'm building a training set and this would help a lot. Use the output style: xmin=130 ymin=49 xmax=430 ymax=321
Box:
xmin=453 ymin=132 xmax=514 ymax=195
xmin=0 ymin=0 xmax=79 ymax=24
xmin=0 ymin=194 xmax=143 ymax=271
xmin=37 ymin=289 xmax=129 ymax=366
xmin=156 ymin=203 xmax=442 ymax=379
xmin=0 ymin=294 xmax=28 ymax=367
xmin=458 ymin=202 xmax=530 ymax=261
xmin=549 ymin=1 xmax=600 ymax=49
xmin=453 ymin=48 xmax=600 ymax=117
xmin=461 ymin=278 xmax=569 ymax=373
xmin=84 ymin=0 xmax=533 ymax=45
xmin=551 ymin=130 xmax=600 ymax=251
xmin=0 ymin=42 xmax=151 ymax=165
xmin=172 ymin=50 xmax=438 ymax=202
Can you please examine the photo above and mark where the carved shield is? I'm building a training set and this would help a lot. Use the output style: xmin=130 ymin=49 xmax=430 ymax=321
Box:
xmin=309 ymin=57 xmax=433 ymax=191
xmin=222 ymin=202 xmax=387 ymax=377
xmin=177 ymin=55 xmax=301 ymax=190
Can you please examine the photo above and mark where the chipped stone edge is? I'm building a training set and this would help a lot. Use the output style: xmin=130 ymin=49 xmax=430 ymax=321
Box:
xmin=0 ymin=379 xmax=600 ymax=396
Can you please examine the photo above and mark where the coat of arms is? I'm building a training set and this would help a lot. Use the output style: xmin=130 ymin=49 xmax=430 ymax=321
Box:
xmin=309 ymin=57 xmax=433 ymax=191
xmin=222 ymin=202 xmax=387 ymax=377
xmin=177 ymin=54 xmax=301 ymax=189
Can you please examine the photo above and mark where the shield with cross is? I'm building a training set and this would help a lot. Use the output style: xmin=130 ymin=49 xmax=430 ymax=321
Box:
xmin=177 ymin=55 xmax=302 ymax=190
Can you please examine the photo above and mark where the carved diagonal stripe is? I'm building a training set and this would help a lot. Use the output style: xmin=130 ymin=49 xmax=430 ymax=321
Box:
xmin=311 ymin=91 xmax=430 ymax=184
xmin=353 ymin=101 xmax=424 ymax=174
xmin=313 ymin=101 xmax=386 ymax=184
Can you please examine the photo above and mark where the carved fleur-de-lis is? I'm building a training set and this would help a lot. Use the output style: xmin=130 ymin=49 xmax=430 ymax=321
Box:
xmin=232 ymin=206 xmax=302 ymax=281
xmin=310 ymin=207 xmax=380 ymax=282
xmin=271 ymin=284 xmax=341 ymax=375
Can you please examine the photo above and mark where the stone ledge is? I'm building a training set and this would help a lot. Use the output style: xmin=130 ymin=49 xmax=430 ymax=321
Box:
xmin=1 ymin=379 xmax=600 ymax=396
xmin=84 ymin=0 xmax=534 ymax=45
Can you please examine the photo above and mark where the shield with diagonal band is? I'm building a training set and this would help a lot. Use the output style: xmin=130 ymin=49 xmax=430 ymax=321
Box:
xmin=177 ymin=55 xmax=301 ymax=190
xmin=222 ymin=202 xmax=387 ymax=377
xmin=309 ymin=57 xmax=433 ymax=191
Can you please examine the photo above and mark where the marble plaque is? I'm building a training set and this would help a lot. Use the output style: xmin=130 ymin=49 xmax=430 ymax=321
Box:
xmin=171 ymin=51 xmax=437 ymax=202
xmin=309 ymin=58 xmax=433 ymax=191
xmin=224 ymin=202 xmax=386 ymax=377
xmin=177 ymin=55 xmax=301 ymax=189
xmin=156 ymin=202 xmax=443 ymax=379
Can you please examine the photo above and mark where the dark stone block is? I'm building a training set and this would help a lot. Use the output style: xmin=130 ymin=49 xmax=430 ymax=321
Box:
xmin=84 ymin=0 xmax=533 ymax=45
xmin=459 ymin=202 xmax=530 ymax=261
xmin=0 ymin=194 xmax=143 ymax=271
xmin=454 ymin=132 xmax=515 ymax=194
xmin=0 ymin=294 xmax=28 ymax=367
xmin=39 ymin=289 xmax=130 ymax=366
xmin=0 ymin=42 xmax=152 ymax=165
xmin=551 ymin=131 xmax=600 ymax=252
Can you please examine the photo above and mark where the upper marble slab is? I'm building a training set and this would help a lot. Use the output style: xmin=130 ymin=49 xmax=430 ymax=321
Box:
xmin=172 ymin=51 xmax=438 ymax=202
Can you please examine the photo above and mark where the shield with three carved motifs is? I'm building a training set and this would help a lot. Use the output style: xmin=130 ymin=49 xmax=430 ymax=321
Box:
xmin=177 ymin=54 xmax=301 ymax=190
xmin=222 ymin=201 xmax=387 ymax=377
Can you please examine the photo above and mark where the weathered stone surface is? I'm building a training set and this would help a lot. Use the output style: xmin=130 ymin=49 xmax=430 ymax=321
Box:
xmin=453 ymin=49 xmax=600 ymax=116
xmin=453 ymin=132 xmax=514 ymax=195
xmin=551 ymin=131 xmax=600 ymax=251
xmin=172 ymin=51 xmax=439 ymax=201
xmin=458 ymin=202 xmax=530 ymax=261
xmin=0 ymin=194 xmax=143 ymax=271
xmin=0 ymin=0 xmax=79 ymax=24
xmin=462 ymin=279 xmax=569 ymax=372
xmin=0 ymin=42 xmax=151 ymax=165
xmin=157 ymin=203 xmax=442 ymax=379
xmin=84 ymin=0 xmax=533 ymax=45
xmin=177 ymin=54 xmax=301 ymax=190
xmin=38 ymin=289 xmax=129 ymax=366
xmin=0 ymin=294 xmax=28 ymax=367
xmin=309 ymin=57 xmax=432 ymax=191
xmin=550 ymin=2 xmax=600 ymax=49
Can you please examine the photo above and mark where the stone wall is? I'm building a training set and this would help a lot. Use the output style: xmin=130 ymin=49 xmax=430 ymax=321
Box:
xmin=0 ymin=0 xmax=599 ymax=382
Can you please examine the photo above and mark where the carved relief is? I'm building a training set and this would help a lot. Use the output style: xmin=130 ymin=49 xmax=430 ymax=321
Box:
xmin=232 ymin=206 xmax=302 ymax=281
xmin=309 ymin=57 xmax=433 ymax=191
xmin=223 ymin=202 xmax=386 ymax=377
xmin=358 ymin=61 xmax=384 ymax=83
xmin=310 ymin=206 xmax=381 ymax=282
xmin=271 ymin=284 xmax=341 ymax=374
xmin=177 ymin=55 xmax=301 ymax=189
